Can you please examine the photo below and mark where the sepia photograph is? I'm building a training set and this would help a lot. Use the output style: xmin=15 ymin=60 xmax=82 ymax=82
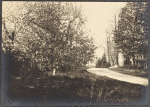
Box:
xmin=1 ymin=1 xmax=149 ymax=106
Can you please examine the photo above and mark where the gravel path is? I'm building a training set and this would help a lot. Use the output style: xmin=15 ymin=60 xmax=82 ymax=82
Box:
xmin=87 ymin=68 xmax=148 ymax=86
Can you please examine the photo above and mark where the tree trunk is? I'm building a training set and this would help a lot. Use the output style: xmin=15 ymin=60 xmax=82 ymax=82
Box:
xmin=21 ymin=58 xmax=25 ymax=82
xmin=146 ymin=61 xmax=148 ymax=69
xmin=67 ymin=71 xmax=68 ymax=75
xmin=107 ymin=37 xmax=110 ymax=64
xmin=110 ymin=55 xmax=114 ymax=66
xmin=132 ymin=58 xmax=135 ymax=68
xmin=53 ymin=68 xmax=55 ymax=76
xmin=116 ymin=55 xmax=119 ymax=65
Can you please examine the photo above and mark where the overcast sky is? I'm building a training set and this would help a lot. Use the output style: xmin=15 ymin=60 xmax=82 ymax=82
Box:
xmin=80 ymin=2 xmax=127 ymax=58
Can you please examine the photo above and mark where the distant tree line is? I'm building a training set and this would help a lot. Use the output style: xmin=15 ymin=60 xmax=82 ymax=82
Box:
xmin=95 ymin=53 xmax=111 ymax=68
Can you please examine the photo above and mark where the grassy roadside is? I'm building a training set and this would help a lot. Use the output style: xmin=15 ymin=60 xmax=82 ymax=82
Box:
xmin=8 ymin=69 xmax=144 ymax=104
xmin=109 ymin=67 xmax=148 ymax=78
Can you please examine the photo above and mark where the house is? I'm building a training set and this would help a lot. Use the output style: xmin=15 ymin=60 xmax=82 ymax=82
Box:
xmin=108 ymin=36 xmax=148 ymax=69
xmin=131 ymin=53 xmax=148 ymax=69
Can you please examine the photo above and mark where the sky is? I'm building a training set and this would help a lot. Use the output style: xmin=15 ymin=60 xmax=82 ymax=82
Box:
xmin=80 ymin=2 xmax=127 ymax=58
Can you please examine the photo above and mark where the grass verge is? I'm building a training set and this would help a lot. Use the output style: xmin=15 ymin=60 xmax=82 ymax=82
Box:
xmin=109 ymin=67 xmax=148 ymax=78
xmin=8 ymin=70 xmax=144 ymax=104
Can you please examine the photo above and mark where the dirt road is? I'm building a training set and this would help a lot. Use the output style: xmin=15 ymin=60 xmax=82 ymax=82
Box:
xmin=87 ymin=68 xmax=148 ymax=86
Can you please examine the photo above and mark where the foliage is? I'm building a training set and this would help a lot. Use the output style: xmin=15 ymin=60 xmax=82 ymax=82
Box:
xmin=2 ymin=2 xmax=96 ymax=75
xmin=95 ymin=58 xmax=102 ymax=68
xmin=113 ymin=2 xmax=148 ymax=66
xmin=95 ymin=53 xmax=110 ymax=68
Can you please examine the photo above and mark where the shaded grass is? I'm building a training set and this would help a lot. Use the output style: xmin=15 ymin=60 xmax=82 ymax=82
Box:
xmin=109 ymin=68 xmax=148 ymax=78
xmin=8 ymin=70 xmax=144 ymax=104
